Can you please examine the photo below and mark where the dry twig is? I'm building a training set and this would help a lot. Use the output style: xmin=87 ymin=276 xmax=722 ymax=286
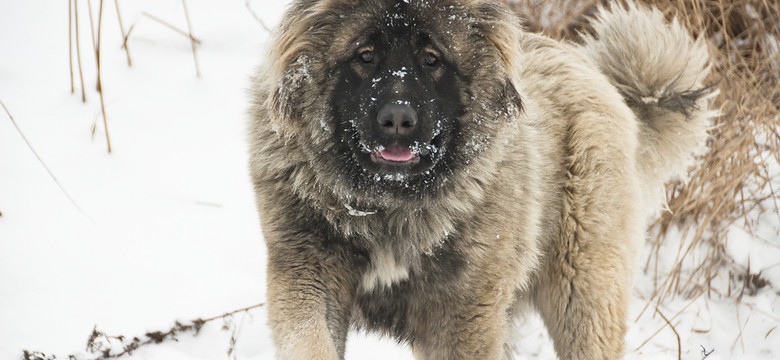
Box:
xmin=86 ymin=0 xmax=98 ymax=59
xmin=93 ymin=0 xmax=112 ymax=153
xmin=0 ymin=99 xmax=91 ymax=220
xmin=181 ymin=0 xmax=201 ymax=77
xmin=20 ymin=303 xmax=265 ymax=360
xmin=73 ymin=0 xmax=87 ymax=103
xmin=69 ymin=0 xmax=75 ymax=93
xmin=113 ymin=0 xmax=132 ymax=66
xmin=245 ymin=0 xmax=272 ymax=33
xmin=140 ymin=11 xmax=202 ymax=44
xmin=634 ymin=290 xmax=705 ymax=352
xmin=656 ymin=308 xmax=682 ymax=360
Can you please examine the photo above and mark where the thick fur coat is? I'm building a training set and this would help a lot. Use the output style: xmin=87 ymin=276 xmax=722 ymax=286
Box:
xmin=247 ymin=1 xmax=716 ymax=359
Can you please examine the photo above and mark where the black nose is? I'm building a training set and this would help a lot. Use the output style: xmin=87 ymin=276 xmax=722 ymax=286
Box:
xmin=376 ymin=103 xmax=418 ymax=136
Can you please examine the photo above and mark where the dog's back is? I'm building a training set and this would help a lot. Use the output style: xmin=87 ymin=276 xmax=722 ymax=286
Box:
xmin=514 ymin=4 xmax=715 ymax=359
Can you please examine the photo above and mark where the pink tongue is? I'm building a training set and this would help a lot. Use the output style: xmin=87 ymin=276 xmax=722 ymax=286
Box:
xmin=380 ymin=145 xmax=414 ymax=162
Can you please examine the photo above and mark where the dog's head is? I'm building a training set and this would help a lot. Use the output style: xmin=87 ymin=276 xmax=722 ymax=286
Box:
xmin=261 ymin=0 xmax=524 ymax=206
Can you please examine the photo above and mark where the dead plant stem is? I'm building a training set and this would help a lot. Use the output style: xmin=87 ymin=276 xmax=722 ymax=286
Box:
xmin=141 ymin=11 xmax=202 ymax=44
xmin=245 ymin=0 xmax=271 ymax=33
xmin=202 ymin=302 xmax=265 ymax=323
xmin=732 ymin=307 xmax=750 ymax=354
xmin=69 ymin=0 xmax=75 ymax=93
xmin=95 ymin=0 xmax=112 ymax=153
xmin=0 ymin=99 xmax=91 ymax=220
xmin=93 ymin=302 xmax=264 ymax=359
xmin=74 ymin=0 xmax=87 ymax=103
xmin=656 ymin=308 xmax=682 ymax=360
xmin=181 ymin=0 xmax=200 ymax=77
xmin=86 ymin=0 xmax=97 ymax=59
xmin=634 ymin=290 xmax=705 ymax=352
xmin=114 ymin=0 xmax=131 ymax=66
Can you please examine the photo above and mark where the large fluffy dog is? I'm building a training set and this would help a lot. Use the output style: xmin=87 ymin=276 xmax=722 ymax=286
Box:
xmin=248 ymin=1 xmax=715 ymax=359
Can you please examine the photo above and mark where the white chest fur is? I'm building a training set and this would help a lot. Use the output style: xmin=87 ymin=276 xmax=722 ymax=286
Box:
xmin=360 ymin=247 xmax=410 ymax=291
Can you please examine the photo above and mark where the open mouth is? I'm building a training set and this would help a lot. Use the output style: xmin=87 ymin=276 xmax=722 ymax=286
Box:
xmin=370 ymin=145 xmax=421 ymax=165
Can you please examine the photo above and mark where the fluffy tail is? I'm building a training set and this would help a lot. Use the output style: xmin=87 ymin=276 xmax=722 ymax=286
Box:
xmin=580 ymin=3 xmax=718 ymax=210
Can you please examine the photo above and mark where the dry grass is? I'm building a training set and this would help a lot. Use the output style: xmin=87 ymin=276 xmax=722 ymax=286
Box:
xmin=70 ymin=0 xmax=87 ymax=103
xmin=114 ymin=0 xmax=132 ymax=66
xmin=181 ymin=0 xmax=201 ymax=77
xmin=22 ymin=303 xmax=265 ymax=360
xmin=67 ymin=0 xmax=206 ymax=153
xmin=508 ymin=0 xmax=780 ymax=304
xmin=94 ymin=0 xmax=113 ymax=153
xmin=69 ymin=0 xmax=112 ymax=152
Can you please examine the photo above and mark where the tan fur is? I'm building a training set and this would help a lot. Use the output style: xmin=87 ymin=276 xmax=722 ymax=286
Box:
xmin=579 ymin=3 xmax=717 ymax=211
xmin=247 ymin=1 xmax=715 ymax=359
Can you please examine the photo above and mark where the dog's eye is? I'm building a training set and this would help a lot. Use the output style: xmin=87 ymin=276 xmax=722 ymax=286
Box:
xmin=359 ymin=50 xmax=375 ymax=64
xmin=424 ymin=52 xmax=439 ymax=67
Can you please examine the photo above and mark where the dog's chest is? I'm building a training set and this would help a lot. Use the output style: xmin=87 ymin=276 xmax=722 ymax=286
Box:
xmin=360 ymin=247 xmax=410 ymax=291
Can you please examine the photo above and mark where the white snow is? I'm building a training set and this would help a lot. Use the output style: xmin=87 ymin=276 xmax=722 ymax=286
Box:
xmin=0 ymin=1 xmax=777 ymax=360
xmin=391 ymin=68 xmax=408 ymax=79
xmin=344 ymin=203 xmax=378 ymax=217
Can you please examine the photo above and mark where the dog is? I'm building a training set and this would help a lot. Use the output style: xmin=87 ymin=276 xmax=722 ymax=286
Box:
xmin=247 ymin=1 xmax=715 ymax=358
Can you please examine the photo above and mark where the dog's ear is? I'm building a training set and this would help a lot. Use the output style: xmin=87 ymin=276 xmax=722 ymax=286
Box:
xmin=470 ymin=2 xmax=524 ymax=116
xmin=267 ymin=54 xmax=310 ymax=137
xmin=264 ymin=0 xmax=322 ymax=138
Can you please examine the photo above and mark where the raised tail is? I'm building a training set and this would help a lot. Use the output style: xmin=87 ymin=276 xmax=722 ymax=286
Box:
xmin=580 ymin=3 xmax=718 ymax=210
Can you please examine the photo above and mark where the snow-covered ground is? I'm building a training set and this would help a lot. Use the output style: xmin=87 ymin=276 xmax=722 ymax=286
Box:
xmin=1 ymin=1 xmax=777 ymax=359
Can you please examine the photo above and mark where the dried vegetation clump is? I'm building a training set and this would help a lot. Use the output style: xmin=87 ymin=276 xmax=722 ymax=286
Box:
xmin=508 ymin=0 xmax=780 ymax=304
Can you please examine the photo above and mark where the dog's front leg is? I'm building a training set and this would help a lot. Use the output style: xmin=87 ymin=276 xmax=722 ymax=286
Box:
xmin=413 ymin=285 xmax=514 ymax=360
xmin=265 ymin=233 xmax=360 ymax=360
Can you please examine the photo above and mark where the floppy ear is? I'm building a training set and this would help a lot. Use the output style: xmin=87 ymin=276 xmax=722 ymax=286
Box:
xmin=473 ymin=1 xmax=523 ymax=65
xmin=470 ymin=1 xmax=524 ymax=114
xmin=264 ymin=0 xmax=321 ymax=137
xmin=267 ymin=54 xmax=311 ymax=137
